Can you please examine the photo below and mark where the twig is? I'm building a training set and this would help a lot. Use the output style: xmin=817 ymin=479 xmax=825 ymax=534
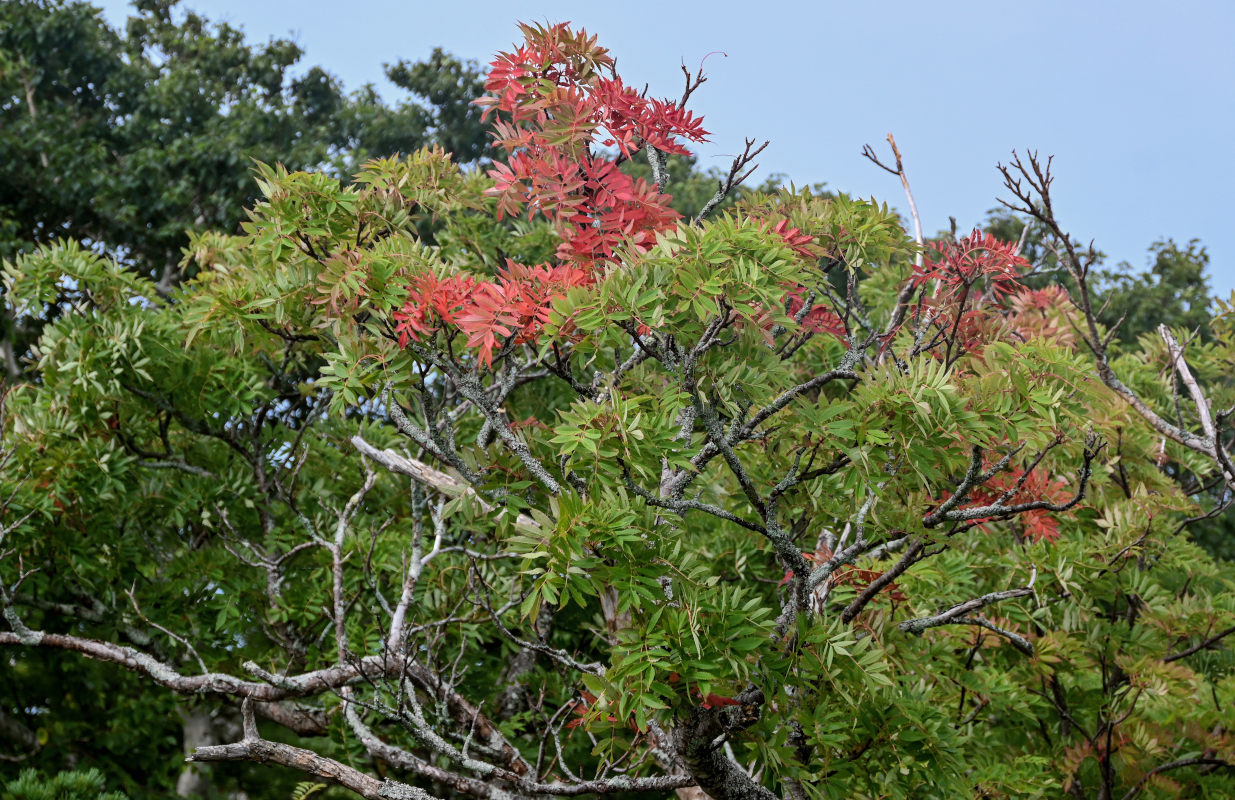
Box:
xmin=694 ymin=138 xmax=769 ymax=223
xmin=898 ymin=572 xmax=1037 ymax=656
xmin=1163 ymin=624 xmax=1235 ymax=663
xmin=189 ymin=733 xmax=438 ymax=800
xmin=864 ymin=134 xmax=924 ymax=337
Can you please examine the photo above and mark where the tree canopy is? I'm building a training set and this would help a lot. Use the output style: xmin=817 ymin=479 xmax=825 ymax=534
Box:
xmin=3 ymin=17 xmax=1235 ymax=800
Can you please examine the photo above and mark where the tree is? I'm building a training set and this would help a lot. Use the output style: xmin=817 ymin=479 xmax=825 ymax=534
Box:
xmin=0 ymin=2 xmax=488 ymax=793
xmin=3 ymin=21 xmax=1235 ymax=800
xmin=1094 ymin=239 xmax=1214 ymax=347
xmin=0 ymin=0 xmax=490 ymax=379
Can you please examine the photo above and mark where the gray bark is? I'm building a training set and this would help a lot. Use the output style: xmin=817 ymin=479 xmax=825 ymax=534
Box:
xmin=177 ymin=706 xmax=219 ymax=798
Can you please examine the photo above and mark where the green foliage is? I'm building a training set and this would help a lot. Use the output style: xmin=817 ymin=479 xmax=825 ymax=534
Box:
xmin=2 ymin=768 xmax=127 ymax=800
xmin=5 ymin=142 xmax=1235 ymax=799
xmin=288 ymin=783 xmax=327 ymax=800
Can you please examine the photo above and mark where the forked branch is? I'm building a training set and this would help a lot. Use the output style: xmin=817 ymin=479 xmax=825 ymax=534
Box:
xmin=694 ymin=137 xmax=769 ymax=223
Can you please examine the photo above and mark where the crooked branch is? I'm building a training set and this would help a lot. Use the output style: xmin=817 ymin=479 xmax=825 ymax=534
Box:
xmin=352 ymin=436 xmax=540 ymax=534
xmin=898 ymin=571 xmax=1037 ymax=655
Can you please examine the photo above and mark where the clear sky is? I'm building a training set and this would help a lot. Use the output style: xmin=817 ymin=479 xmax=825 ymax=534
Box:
xmin=97 ymin=0 xmax=1235 ymax=299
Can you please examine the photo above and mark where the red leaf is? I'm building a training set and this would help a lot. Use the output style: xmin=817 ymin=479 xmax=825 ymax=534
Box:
xmin=701 ymin=694 xmax=739 ymax=709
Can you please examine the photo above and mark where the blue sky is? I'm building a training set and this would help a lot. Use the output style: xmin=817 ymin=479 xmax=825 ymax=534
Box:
xmin=97 ymin=0 xmax=1235 ymax=299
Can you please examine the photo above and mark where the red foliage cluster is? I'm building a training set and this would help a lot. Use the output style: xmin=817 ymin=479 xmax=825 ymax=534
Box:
xmin=567 ymin=691 xmax=621 ymax=729
xmin=772 ymin=219 xmax=816 ymax=260
xmin=985 ymin=467 xmax=1072 ymax=542
xmin=394 ymin=262 xmax=591 ymax=365
xmin=393 ymin=24 xmax=839 ymax=368
xmin=915 ymin=229 xmax=1029 ymax=301
xmin=392 ymin=271 xmax=477 ymax=345
xmin=909 ymin=230 xmax=1031 ymax=357
xmin=395 ymin=22 xmax=710 ymax=367
xmin=480 ymin=22 xmax=707 ymax=264
xmin=786 ymin=289 xmax=845 ymax=339
xmin=1007 ymin=285 xmax=1075 ymax=346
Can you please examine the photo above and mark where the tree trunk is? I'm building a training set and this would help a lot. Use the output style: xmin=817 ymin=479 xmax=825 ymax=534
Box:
xmin=177 ymin=706 xmax=219 ymax=798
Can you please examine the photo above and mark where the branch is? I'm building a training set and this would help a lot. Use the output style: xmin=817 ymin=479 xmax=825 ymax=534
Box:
xmin=806 ymin=481 xmax=888 ymax=593
xmin=744 ymin=368 xmax=859 ymax=434
xmin=958 ymin=614 xmax=1035 ymax=656
xmin=696 ymin=400 xmax=767 ymax=518
xmin=671 ymin=687 xmax=776 ymax=800
xmin=470 ymin=567 xmax=606 ymax=676
xmin=693 ymin=138 xmax=769 ymax=224
xmin=0 ymin=629 xmax=467 ymax=703
xmin=863 ymin=134 xmax=924 ymax=337
xmin=622 ymin=460 xmax=767 ymax=536
xmin=924 ymin=435 xmax=1103 ymax=528
xmin=400 ymin=350 xmax=565 ymax=496
xmin=645 ymin=143 xmax=669 ymax=195
xmin=349 ymin=698 xmax=691 ymax=798
xmin=385 ymin=392 xmax=485 ymax=485
xmin=996 ymin=152 xmax=1231 ymax=490
xmin=1161 ymin=325 xmax=1235 ymax=486
xmin=189 ymin=735 xmax=439 ymax=800
xmin=840 ymin=538 xmax=926 ymax=623
xmin=1119 ymin=757 xmax=1233 ymax=800
xmin=899 ymin=587 xmax=1033 ymax=634
xmin=921 ymin=445 xmax=1018 ymax=528
xmin=345 ymin=703 xmax=516 ymax=800
xmin=1163 ymin=624 xmax=1235 ymax=663
xmin=898 ymin=574 xmax=1036 ymax=656
xmin=352 ymin=436 xmax=539 ymax=533
xmin=327 ymin=463 xmax=378 ymax=663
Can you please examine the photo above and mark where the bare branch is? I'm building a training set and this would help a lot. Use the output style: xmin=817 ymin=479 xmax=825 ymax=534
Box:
xmin=840 ymin=538 xmax=926 ymax=623
xmin=1161 ymin=325 xmax=1235 ymax=487
xmin=864 ymin=134 xmax=924 ymax=338
xmin=0 ymin=629 xmax=476 ymax=704
xmin=352 ymin=436 xmax=539 ymax=533
xmin=997 ymin=151 xmax=1232 ymax=492
xmin=1163 ymin=624 xmax=1235 ymax=664
xmin=189 ymin=735 xmax=439 ymax=800
xmin=694 ymin=138 xmax=769 ymax=224
xmin=898 ymin=572 xmax=1037 ymax=656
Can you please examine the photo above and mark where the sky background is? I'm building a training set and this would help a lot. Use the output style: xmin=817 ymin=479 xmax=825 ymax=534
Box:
xmin=97 ymin=0 xmax=1235 ymax=299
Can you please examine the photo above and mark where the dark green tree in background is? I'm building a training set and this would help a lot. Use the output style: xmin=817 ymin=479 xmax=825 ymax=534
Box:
xmin=1095 ymin=238 xmax=1214 ymax=346
xmin=0 ymin=0 xmax=490 ymax=379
